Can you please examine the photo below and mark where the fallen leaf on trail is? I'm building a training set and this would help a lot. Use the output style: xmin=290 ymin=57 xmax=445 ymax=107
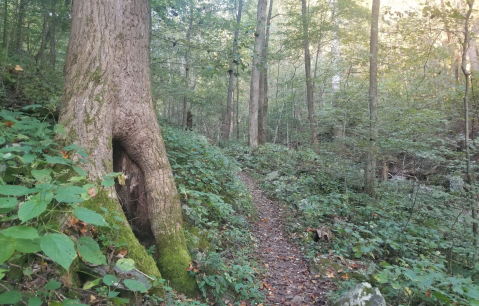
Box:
xmin=341 ymin=274 xmax=349 ymax=280
xmin=15 ymin=65 xmax=23 ymax=72
xmin=326 ymin=268 xmax=335 ymax=278
xmin=263 ymin=282 xmax=273 ymax=290
xmin=88 ymin=187 xmax=96 ymax=198
xmin=263 ymin=218 xmax=268 ymax=222
xmin=425 ymin=289 xmax=431 ymax=298
xmin=3 ymin=120 xmax=14 ymax=127
xmin=90 ymin=295 xmax=96 ymax=302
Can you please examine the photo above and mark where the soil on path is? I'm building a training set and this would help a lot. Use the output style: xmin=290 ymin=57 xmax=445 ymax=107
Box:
xmin=238 ymin=171 xmax=335 ymax=306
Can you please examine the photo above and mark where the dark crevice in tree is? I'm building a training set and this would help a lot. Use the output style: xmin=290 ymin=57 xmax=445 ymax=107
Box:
xmin=112 ymin=140 xmax=155 ymax=248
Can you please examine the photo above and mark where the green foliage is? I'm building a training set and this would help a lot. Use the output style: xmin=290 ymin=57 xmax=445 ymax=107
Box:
xmin=162 ymin=123 xmax=264 ymax=305
xmin=227 ymin=142 xmax=479 ymax=305
xmin=0 ymin=109 xmax=168 ymax=305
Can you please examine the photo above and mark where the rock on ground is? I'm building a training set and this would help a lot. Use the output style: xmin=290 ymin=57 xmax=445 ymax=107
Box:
xmin=333 ymin=282 xmax=386 ymax=306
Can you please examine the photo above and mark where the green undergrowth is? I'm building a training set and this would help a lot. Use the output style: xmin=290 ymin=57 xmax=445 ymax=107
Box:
xmin=0 ymin=108 xmax=211 ymax=306
xmin=161 ymin=122 xmax=264 ymax=305
xmin=224 ymin=142 xmax=479 ymax=306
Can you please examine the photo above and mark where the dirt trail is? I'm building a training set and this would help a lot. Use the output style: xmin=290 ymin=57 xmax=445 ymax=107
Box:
xmin=238 ymin=171 xmax=334 ymax=306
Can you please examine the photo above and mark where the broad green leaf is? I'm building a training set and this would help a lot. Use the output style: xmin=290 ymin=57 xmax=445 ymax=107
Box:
xmin=72 ymin=166 xmax=87 ymax=176
xmin=0 ymin=234 xmax=15 ymax=264
xmin=31 ymin=169 xmax=52 ymax=183
xmin=54 ymin=193 xmax=83 ymax=204
xmin=28 ymin=297 xmax=43 ymax=306
xmin=0 ymin=185 xmax=34 ymax=196
xmin=19 ymin=154 xmax=35 ymax=164
xmin=0 ymin=290 xmax=22 ymax=304
xmin=58 ymin=186 xmax=88 ymax=194
xmin=83 ymin=278 xmax=100 ymax=290
xmin=0 ymin=198 xmax=17 ymax=209
xmin=76 ymin=237 xmax=107 ymax=265
xmin=123 ymin=279 xmax=147 ymax=293
xmin=63 ymin=299 xmax=88 ymax=306
xmin=107 ymin=292 xmax=119 ymax=298
xmin=40 ymin=234 xmax=77 ymax=271
xmin=18 ymin=196 xmax=49 ymax=222
xmin=74 ymin=207 xmax=108 ymax=227
xmin=103 ymin=274 xmax=117 ymax=286
xmin=101 ymin=179 xmax=115 ymax=187
xmin=0 ymin=137 xmax=5 ymax=145
xmin=0 ymin=268 xmax=8 ymax=280
xmin=432 ymin=291 xmax=451 ymax=303
xmin=45 ymin=280 xmax=62 ymax=290
xmin=110 ymin=297 xmax=129 ymax=306
xmin=15 ymin=238 xmax=41 ymax=253
xmin=116 ymin=258 xmax=135 ymax=271
xmin=45 ymin=156 xmax=70 ymax=165
xmin=2 ymin=226 xmax=39 ymax=239
xmin=54 ymin=124 xmax=66 ymax=138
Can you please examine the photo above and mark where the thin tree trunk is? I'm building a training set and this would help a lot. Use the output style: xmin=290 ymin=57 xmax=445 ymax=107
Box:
xmin=50 ymin=0 xmax=56 ymax=70
xmin=59 ymin=1 xmax=197 ymax=295
xmin=248 ymin=0 xmax=268 ymax=148
xmin=222 ymin=0 xmax=243 ymax=140
xmin=460 ymin=0 xmax=478 ymax=262
xmin=36 ymin=3 xmax=49 ymax=69
xmin=258 ymin=0 xmax=273 ymax=145
xmin=364 ymin=0 xmax=380 ymax=198
xmin=236 ymin=66 xmax=240 ymax=140
xmin=2 ymin=0 xmax=7 ymax=48
xmin=182 ymin=10 xmax=193 ymax=130
xmin=13 ymin=0 xmax=25 ymax=54
xmin=301 ymin=0 xmax=318 ymax=144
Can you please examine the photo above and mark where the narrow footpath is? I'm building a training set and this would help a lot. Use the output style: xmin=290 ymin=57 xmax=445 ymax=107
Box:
xmin=238 ymin=171 xmax=335 ymax=306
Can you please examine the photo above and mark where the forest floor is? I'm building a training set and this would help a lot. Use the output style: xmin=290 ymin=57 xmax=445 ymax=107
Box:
xmin=238 ymin=171 xmax=336 ymax=306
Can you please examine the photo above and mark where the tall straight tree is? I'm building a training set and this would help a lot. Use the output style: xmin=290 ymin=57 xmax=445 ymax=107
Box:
xmin=249 ymin=0 xmax=268 ymax=148
xmin=301 ymin=0 xmax=318 ymax=144
xmin=58 ymin=0 xmax=197 ymax=296
xmin=364 ymin=0 xmax=380 ymax=197
xmin=258 ymin=0 xmax=273 ymax=145
xmin=460 ymin=0 xmax=478 ymax=261
xmin=222 ymin=0 xmax=243 ymax=140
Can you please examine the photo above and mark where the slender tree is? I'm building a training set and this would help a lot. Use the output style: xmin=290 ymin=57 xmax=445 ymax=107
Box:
xmin=58 ymin=1 xmax=197 ymax=295
xmin=364 ymin=0 xmax=380 ymax=197
xmin=301 ymin=0 xmax=318 ymax=144
xmin=222 ymin=0 xmax=243 ymax=140
xmin=248 ymin=0 xmax=268 ymax=148
xmin=258 ymin=0 xmax=273 ymax=145
xmin=460 ymin=0 xmax=478 ymax=261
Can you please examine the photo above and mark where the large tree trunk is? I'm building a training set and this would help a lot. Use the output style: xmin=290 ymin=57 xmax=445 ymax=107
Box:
xmin=364 ymin=0 xmax=380 ymax=197
xmin=248 ymin=0 xmax=268 ymax=148
xmin=222 ymin=0 xmax=243 ymax=140
xmin=258 ymin=0 xmax=273 ymax=145
xmin=301 ymin=0 xmax=318 ymax=144
xmin=58 ymin=1 xmax=197 ymax=296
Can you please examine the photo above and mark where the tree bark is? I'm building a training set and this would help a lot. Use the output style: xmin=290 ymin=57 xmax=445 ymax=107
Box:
xmin=2 ymin=0 xmax=7 ymax=48
xmin=248 ymin=0 xmax=268 ymax=148
xmin=49 ymin=0 xmax=56 ymax=70
xmin=301 ymin=0 xmax=318 ymax=144
xmin=460 ymin=0 xmax=478 ymax=262
xmin=182 ymin=9 xmax=193 ymax=130
xmin=222 ymin=0 xmax=243 ymax=140
xmin=13 ymin=0 xmax=26 ymax=54
xmin=58 ymin=1 xmax=197 ymax=296
xmin=258 ymin=0 xmax=273 ymax=145
xmin=35 ymin=2 xmax=49 ymax=69
xmin=364 ymin=0 xmax=380 ymax=198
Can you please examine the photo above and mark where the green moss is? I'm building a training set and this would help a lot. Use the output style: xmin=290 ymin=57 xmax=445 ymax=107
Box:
xmin=157 ymin=235 xmax=199 ymax=297
xmin=91 ymin=67 xmax=102 ymax=86
xmin=83 ymin=191 xmax=164 ymax=297
xmin=186 ymin=226 xmax=213 ymax=251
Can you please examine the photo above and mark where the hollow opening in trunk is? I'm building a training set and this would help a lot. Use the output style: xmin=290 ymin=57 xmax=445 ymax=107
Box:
xmin=112 ymin=140 xmax=155 ymax=249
